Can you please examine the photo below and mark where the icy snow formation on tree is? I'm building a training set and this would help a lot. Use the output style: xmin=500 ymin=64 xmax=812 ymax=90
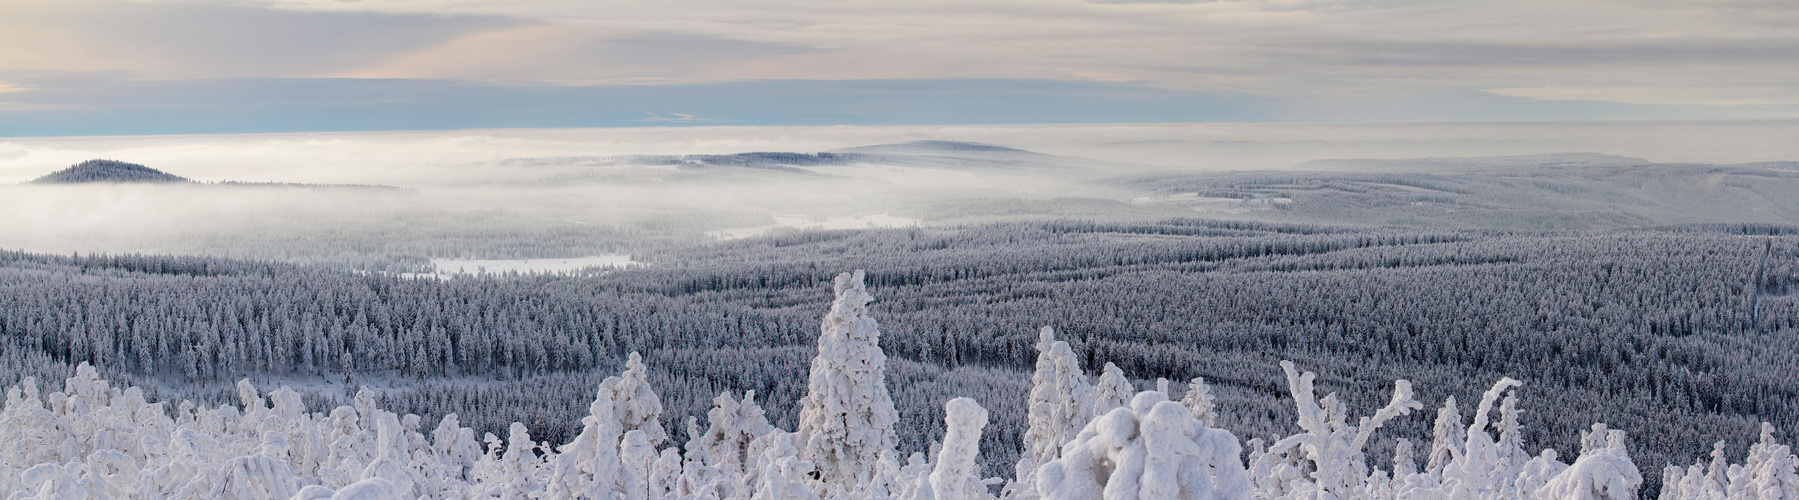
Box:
xmin=1240 ymin=364 xmax=1647 ymax=500
xmin=1180 ymin=378 xmax=1217 ymax=429
xmin=795 ymin=270 xmax=902 ymax=490
xmin=543 ymin=352 xmax=668 ymax=499
xmin=0 ymin=269 xmax=1781 ymax=499
xmin=930 ymin=398 xmax=993 ymax=500
xmin=688 ymin=390 xmax=776 ymax=480
xmin=1659 ymin=423 xmax=1799 ymax=500
xmin=1035 ymin=390 xmax=1253 ymax=500
xmin=1015 ymin=326 xmax=1094 ymax=491
xmin=1247 ymin=361 xmax=1421 ymax=499
xmin=1091 ymin=363 xmax=1133 ymax=419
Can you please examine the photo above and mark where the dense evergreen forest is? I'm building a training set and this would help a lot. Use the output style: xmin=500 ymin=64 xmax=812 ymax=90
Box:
xmin=2 ymin=219 xmax=1796 ymax=495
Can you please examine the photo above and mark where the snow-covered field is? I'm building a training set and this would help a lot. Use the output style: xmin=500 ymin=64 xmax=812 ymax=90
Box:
xmin=1131 ymin=193 xmax=1293 ymax=213
xmin=709 ymin=213 xmax=920 ymax=240
xmin=5 ymin=270 xmax=1772 ymax=499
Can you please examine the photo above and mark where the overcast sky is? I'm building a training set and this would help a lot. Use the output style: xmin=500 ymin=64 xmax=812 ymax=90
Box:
xmin=3 ymin=0 xmax=1797 ymax=135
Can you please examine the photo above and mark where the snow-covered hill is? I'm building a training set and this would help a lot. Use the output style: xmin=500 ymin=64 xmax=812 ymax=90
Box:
xmin=31 ymin=160 xmax=190 ymax=185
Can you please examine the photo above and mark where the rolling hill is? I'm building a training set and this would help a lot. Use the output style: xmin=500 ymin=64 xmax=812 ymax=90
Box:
xmin=32 ymin=159 xmax=191 ymax=184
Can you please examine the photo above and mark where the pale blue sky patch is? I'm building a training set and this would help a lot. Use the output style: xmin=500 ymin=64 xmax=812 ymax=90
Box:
xmin=0 ymin=77 xmax=1761 ymax=138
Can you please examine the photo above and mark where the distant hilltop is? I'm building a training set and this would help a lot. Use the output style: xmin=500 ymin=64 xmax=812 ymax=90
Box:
xmin=26 ymin=159 xmax=401 ymax=190
xmin=32 ymin=159 xmax=192 ymax=184
xmin=831 ymin=140 xmax=1036 ymax=155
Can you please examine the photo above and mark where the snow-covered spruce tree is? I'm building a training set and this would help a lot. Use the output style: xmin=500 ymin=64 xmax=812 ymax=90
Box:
xmin=795 ymin=270 xmax=902 ymax=489
xmin=544 ymin=377 xmax=626 ymax=498
xmin=929 ymin=397 xmax=994 ymax=500
xmin=1443 ymin=377 xmax=1523 ymax=497
xmin=664 ymin=389 xmax=777 ymax=498
xmin=1180 ymin=377 xmax=1217 ymax=429
xmin=1497 ymin=392 xmax=1530 ymax=475
xmin=1033 ymin=390 xmax=1253 ymax=500
xmin=1091 ymin=362 xmax=1132 ymax=418
xmin=1427 ymin=395 xmax=1467 ymax=477
xmin=542 ymin=350 xmax=671 ymax=498
xmin=1660 ymin=423 xmax=1799 ymax=500
xmin=689 ymin=390 xmax=776 ymax=480
xmin=1013 ymin=326 xmax=1094 ymax=492
xmin=604 ymin=352 xmax=669 ymax=448
xmin=1536 ymin=424 xmax=1642 ymax=500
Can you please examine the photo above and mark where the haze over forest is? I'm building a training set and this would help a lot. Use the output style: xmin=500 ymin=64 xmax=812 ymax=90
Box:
xmin=3 ymin=122 xmax=1798 ymax=264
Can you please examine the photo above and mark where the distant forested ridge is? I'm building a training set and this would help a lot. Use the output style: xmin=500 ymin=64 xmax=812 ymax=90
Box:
xmin=24 ymin=159 xmax=400 ymax=189
xmin=1109 ymin=156 xmax=1799 ymax=231
xmin=1 ymin=219 xmax=1796 ymax=496
xmin=31 ymin=159 xmax=191 ymax=184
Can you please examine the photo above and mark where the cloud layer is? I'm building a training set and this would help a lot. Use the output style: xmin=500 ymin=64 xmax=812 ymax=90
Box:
xmin=2 ymin=0 xmax=1797 ymax=131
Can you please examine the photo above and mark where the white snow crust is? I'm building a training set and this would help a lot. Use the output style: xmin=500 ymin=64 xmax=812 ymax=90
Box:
xmin=0 ymin=269 xmax=1777 ymax=499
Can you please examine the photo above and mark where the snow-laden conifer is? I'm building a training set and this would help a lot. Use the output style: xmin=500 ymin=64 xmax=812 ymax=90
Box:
xmin=1091 ymin=362 xmax=1132 ymax=417
xmin=1428 ymin=396 xmax=1467 ymax=476
xmin=1016 ymin=326 xmax=1094 ymax=491
xmin=795 ymin=270 xmax=902 ymax=488
xmin=1034 ymin=390 xmax=1252 ymax=500
xmin=930 ymin=397 xmax=994 ymax=500
xmin=692 ymin=390 xmax=777 ymax=478
xmin=1537 ymin=424 xmax=1642 ymax=500
xmin=1180 ymin=377 xmax=1217 ymax=428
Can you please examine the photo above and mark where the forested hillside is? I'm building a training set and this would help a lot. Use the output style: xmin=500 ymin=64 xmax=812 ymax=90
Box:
xmin=30 ymin=160 xmax=190 ymax=184
xmin=2 ymin=219 xmax=1797 ymax=495
xmin=0 ymin=278 xmax=1681 ymax=499
xmin=0 ymin=269 xmax=1784 ymax=499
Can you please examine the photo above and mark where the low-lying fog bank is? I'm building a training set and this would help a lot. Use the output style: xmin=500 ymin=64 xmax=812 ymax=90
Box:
xmin=4 ymin=121 xmax=1798 ymax=268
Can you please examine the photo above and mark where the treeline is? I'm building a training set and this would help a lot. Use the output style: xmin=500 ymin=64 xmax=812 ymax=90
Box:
xmin=2 ymin=220 xmax=1796 ymax=492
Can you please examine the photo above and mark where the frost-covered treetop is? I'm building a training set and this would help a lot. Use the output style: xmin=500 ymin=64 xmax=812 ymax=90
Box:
xmin=2 ymin=270 xmax=1786 ymax=500
xmin=796 ymin=269 xmax=902 ymax=489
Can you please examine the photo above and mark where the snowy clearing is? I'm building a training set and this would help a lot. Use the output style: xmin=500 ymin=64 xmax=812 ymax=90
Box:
xmin=708 ymin=213 xmax=920 ymax=240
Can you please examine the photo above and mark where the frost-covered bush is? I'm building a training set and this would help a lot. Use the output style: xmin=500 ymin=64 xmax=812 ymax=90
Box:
xmin=1 ymin=269 xmax=1777 ymax=500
